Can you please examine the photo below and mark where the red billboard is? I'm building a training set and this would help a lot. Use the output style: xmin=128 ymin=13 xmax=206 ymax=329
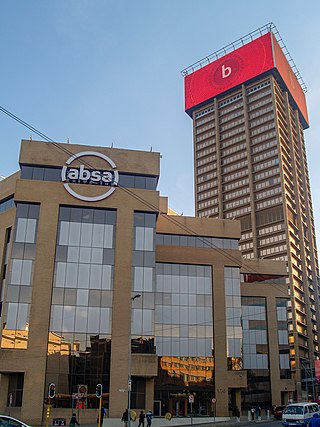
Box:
xmin=185 ymin=32 xmax=309 ymax=128
xmin=272 ymin=33 xmax=309 ymax=126
xmin=315 ymin=360 xmax=320 ymax=385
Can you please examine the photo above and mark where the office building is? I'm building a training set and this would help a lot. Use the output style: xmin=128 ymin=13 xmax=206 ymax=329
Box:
xmin=0 ymin=139 xmax=293 ymax=424
xmin=183 ymin=23 xmax=320 ymax=399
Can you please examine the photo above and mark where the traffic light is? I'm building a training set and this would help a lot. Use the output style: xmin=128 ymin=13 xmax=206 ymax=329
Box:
xmin=48 ymin=383 xmax=56 ymax=399
xmin=96 ymin=383 xmax=103 ymax=398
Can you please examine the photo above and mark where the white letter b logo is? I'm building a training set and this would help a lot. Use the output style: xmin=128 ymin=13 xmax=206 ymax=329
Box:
xmin=222 ymin=64 xmax=232 ymax=79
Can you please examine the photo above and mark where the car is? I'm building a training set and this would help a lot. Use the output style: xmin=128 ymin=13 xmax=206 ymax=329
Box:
xmin=274 ymin=405 xmax=287 ymax=420
xmin=0 ymin=415 xmax=32 ymax=427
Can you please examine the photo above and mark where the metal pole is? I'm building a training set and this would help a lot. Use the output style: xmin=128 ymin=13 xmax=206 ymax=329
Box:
xmin=128 ymin=295 xmax=141 ymax=427
xmin=98 ymin=395 xmax=102 ymax=427
xmin=312 ymin=366 xmax=316 ymax=402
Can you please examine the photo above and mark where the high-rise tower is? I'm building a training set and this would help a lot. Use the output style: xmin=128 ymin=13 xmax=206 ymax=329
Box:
xmin=183 ymin=23 xmax=320 ymax=398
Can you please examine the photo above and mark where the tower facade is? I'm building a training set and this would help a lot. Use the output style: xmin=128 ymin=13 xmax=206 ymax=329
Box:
xmin=184 ymin=24 xmax=320 ymax=398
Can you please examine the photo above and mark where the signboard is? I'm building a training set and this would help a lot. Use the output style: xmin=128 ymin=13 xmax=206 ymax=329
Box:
xmin=61 ymin=151 xmax=119 ymax=202
xmin=184 ymin=32 xmax=309 ymax=128
xmin=185 ymin=33 xmax=274 ymax=112
xmin=188 ymin=394 xmax=194 ymax=403
xmin=272 ymin=33 xmax=309 ymax=127
xmin=315 ymin=360 xmax=320 ymax=384
xmin=212 ymin=398 xmax=217 ymax=404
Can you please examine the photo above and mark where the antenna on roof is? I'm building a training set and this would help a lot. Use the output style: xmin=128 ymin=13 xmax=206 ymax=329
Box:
xmin=150 ymin=146 xmax=153 ymax=152
xmin=67 ymin=138 xmax=70 ymax=144
xmin=111 ymin=142 xmax=114 ymax=148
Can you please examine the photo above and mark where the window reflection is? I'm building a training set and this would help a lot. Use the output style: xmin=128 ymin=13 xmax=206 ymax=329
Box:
xmin=47 ymin=207 xmax=116 ymax=407
xmin=155 ymin=263 xmax=213 ymax=358
xmin=1 ymin=204 xmax=39 ymax=349
xmin=155 ymin=356 xmax=214 ymax=416
xmin=224 ymin=267 xmax=243 ymax=370
xmin=46 ymin=333 xmax=111 ymax=409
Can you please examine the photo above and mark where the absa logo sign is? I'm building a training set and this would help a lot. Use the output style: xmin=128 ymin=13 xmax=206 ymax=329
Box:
xmin=61 ymin=151 xmax=119 ymax=202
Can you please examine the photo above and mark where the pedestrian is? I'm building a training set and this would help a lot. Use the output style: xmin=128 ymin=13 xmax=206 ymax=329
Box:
xmin=256 ymin=406 xmax=261 ymax=420
xmin=69 ymin=413 xmax=80 ymax=427
xmin=308 ymin=413 xmax=320 ymax=427
xmin=122 ymin=409 xmax=129 ymax=427
xmin=146 ymin=410 xmax=153 ymax=427
xmin=250 ymin=407 xmax=255 ymax=421
xmin=138 ymin=411 xmax=145 ymax=427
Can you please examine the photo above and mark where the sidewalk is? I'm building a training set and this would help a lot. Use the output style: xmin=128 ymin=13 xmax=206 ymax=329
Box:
xmin=76 ymin=415 xmax=279 ymax=427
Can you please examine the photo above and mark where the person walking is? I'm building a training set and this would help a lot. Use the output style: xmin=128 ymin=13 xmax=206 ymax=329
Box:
xmin=69 ymin=413 xmax=80 ymax=427
xmin=122 ymin=409 xmax=129 ymax=427
xmin=250 ymin=407 xmax=255 ymax=421
xmin=146 ymin=410 xmax=153 ymax=427
xmin=138 ymin=411 xmax=145 ymax=427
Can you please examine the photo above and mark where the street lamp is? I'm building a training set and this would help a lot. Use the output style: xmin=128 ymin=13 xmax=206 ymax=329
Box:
xmin=128 ymin=294 xmax=141 ymax=427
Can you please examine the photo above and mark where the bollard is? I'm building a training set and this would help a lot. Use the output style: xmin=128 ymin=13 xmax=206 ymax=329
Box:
xmin=267 ymin=410 xmax=270 ymax=420
xmin=248 ymin=411 xmax=251 ymax=421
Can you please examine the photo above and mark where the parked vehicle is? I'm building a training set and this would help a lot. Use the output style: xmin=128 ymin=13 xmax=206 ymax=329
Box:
xmin=274 ymin=406 xmax=287 ymax=420
xmin=0 ymin=415 xmax=32 ymax=427
xmin=282 ymin=402 xmax=320 ymax=426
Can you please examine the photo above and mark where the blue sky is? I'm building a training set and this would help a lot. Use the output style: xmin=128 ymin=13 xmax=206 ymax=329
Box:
xmin=1 ymin=0 xmax=320 ymax=244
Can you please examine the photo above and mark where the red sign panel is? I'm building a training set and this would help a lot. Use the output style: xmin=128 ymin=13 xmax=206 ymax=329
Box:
xmin=185 ymin=33 xmax=274 ymax=111
xmin=185 ymin=32 xmax=309 ymax=128
xmin=315 ymin=360 xmax=320 ymax=385
xmin=272 ymin=33 xmax=309 ymax=126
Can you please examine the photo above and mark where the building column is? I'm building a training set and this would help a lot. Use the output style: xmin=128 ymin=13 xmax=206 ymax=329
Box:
xmin=109 ymin=206 xmax=134 ymax=418
xmin=0 ymin=374 xmax=9 ymax=413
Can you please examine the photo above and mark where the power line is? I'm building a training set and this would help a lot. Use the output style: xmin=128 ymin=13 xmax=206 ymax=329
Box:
xmin=0 ymin=104 xmax=309 ymax=330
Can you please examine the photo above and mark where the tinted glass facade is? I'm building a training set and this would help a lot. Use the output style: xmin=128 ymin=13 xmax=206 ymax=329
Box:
xmin=242 ymin=296 xmax=270 ymax=409
xmin=46 ymin=206 xmax=116 ymax=408
xmin=225 ymin=267 xmax=242 ymax=370
xmin=1 ymin=203 xmax=40 ymax=349
xmin=154 ymin=262 xmax=213 ymax=416
xmin=132 ymin=211 xmax=157 ymax=353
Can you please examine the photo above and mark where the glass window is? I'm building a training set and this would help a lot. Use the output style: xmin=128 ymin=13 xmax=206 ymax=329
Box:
xmin=90 ymin=265 xmax=102 ymax=289
xmin=62 ymin=306 xmax=75 ymax=332
xmin=92 ymin=224 xmax=104 ymax=247
xmin=15 ymin=218 xmax=27 ymax=243
xmin=68 ymin=223 xmax=81 ymax=246
xmin=65 ymin=263 xmax=78 ymax=288
xmin=20 ymin=260 xmax=32 ymax=285
xmin=15 ymin=303 xmax=28 ymax=329
xmin=76 ymin=289 xmax=89 ymax=306
xmin=100 ymin=307 xmax=111 ymax=334
xmin=87 ymin=307 xmax=100 ymax=333
xmin=80 ymin=223 xmax=93 ymax=247
xmin=102 ymin=265 xmax=112 ymax=290
xmin=91 ymin=248 xmax=103 ymax=264
xmin=25 ymin=219 xmax=37 ymax=243
xmin=67 ymin=246 xmax=79 ymax=263
xmin=75 ymin=306 xmax=88 ymax=333
xmin=103 ymin=224 xmax=114 ymax=248
xmin=79 ymin=247 xmax=91 ymax=263
xmin=78 ymin=264 xmax=90 ymax=288
xmin=64 ymin=289 xmax=77 ymax=305
xmin=59 ymin=222 xmax=69 ymax=246
xmin=6 ymin=285 xmax=19 ymax=303
xmin=10 ymin=259 xmax=23 ymax=285
xmin=89 ymin=290 xmax=101 ymax=306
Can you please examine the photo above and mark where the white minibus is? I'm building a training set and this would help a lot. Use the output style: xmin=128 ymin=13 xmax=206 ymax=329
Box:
xmin=282 ymin=403 xmax=320 ymax=426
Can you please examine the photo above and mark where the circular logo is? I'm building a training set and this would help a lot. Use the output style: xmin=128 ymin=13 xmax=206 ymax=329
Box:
xmin=210 ymin=55 xmax=244 ymax=88
xmin=61 ymin=151 xmax=119 ymax=202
